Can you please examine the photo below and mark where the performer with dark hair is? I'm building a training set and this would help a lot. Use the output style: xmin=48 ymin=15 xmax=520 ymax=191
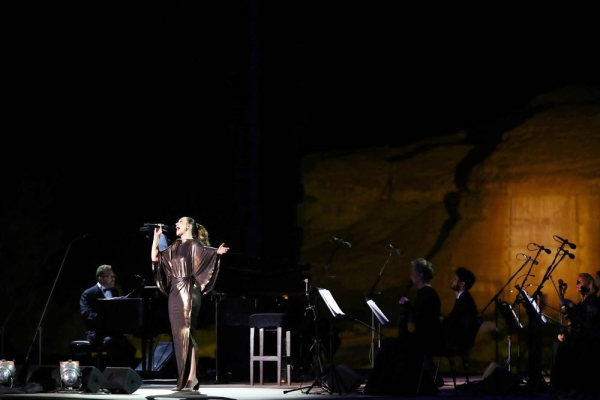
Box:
xmin=441 ymin=267 xmax=478 ymax=353
xmin=151 ymin=217 xmax=229 ymax=392
xmin=79 ymin=264 xmax=136 ymax=368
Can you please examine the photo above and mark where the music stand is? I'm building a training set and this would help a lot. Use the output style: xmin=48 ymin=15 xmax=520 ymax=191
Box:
xmin=317 ymin=288 xmax=346 ymax=394
xmin=498 ymin=300 xmax=523 ymax=331
xmin=498 ymin=300 xmax=522 ymax=371
xmin=366 ymin=299 xmax=389 ymax=326
xmin=318 ymin=288 xmax=345 ymax=318
xmin=284 ymin=288 xmax=346 ymax=395
xmin=517 ymin=287 xmax=547 ymax=324
xmin=515 ymin=285 xmax=546 ymax=390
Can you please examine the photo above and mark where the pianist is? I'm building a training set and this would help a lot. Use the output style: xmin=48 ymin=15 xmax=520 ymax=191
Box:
xmin=79 ymin=264 xmax=136 ymax=368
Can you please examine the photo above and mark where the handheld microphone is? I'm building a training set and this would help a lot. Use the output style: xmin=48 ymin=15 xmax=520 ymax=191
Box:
xmin=331 ymin=237 xmax=351 ymax=249
xmin=555 ymin=235 xmax=576 ymax=249
xmin=386 ymin=244 xmax=402 ymax=255
xmin=140 ymin=223 xmax=171 ymax=233
xmin=532 ymin=243 xmax=551 ymax=254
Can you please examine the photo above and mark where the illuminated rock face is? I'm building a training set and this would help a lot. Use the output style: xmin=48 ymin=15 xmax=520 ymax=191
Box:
xmin=298 ymin=84 xmax=600 ymax=369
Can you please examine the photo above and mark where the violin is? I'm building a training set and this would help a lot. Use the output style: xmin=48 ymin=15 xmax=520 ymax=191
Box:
xmin=558 ymin=278 xmax=571 ymax=333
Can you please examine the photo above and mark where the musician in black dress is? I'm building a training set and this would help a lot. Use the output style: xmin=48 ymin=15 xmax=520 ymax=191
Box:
xmin=364 ymin=258 xmax=443 ymax=395
xmin=79 ymin=264 xmax=136 ymax=368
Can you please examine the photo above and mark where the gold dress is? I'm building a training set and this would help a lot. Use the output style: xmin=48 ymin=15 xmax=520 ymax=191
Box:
xmin=152 ymin=238 xmax=221 ymax=390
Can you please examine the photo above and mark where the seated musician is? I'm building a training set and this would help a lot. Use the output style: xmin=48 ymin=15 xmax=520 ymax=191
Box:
xmin=550 ymin=272 xmax=600 ymax=397
xmin=441 ymin=267 xmax=478 ymax=353
xmin=79 ymin=264 xmax=136 ymax=368
xmin=364 ymin=258 xmax=442 ymax=396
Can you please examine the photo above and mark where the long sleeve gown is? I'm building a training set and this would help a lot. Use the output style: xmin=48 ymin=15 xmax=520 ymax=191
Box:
xmin=152 ymin=237 xmax=221 ymax=390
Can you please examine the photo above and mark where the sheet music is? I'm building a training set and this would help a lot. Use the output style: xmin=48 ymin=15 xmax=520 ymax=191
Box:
xmin=521 ymin=289 xmax=548 ymax=323
xmin=318 ymin=288 xmax=345 ymax=317
xmin=366 ymin=299 xmax=389 ymax=325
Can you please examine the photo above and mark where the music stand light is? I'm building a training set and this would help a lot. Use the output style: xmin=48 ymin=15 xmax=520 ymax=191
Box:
xmin=0 ymin=360 xmax=15 ymax=387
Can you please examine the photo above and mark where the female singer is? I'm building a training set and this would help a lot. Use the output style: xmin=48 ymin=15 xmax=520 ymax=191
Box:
xmin=151 ymin=217 xmax=229 ymax=391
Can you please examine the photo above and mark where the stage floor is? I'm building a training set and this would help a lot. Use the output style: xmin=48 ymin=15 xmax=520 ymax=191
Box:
xmin=0 ymin=375 xmax=578 ymax=400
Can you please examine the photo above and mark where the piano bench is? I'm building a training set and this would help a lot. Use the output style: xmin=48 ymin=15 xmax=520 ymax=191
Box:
xmin=249 ymin=313 xmax=291 ymax=386
xmin=70 ymin=340 xmax=107 ymax=369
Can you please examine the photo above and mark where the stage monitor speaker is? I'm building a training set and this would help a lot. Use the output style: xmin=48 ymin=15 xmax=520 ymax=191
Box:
xmin=101 ymin=367 xmax=142 ymax=394
xmin=325 ymin=364 xmax=364 ymax=394
xmin=135 ymin=341 xmax=176 ymax=377
xmin=80 ymin=366 xmax=102 ymax=393
xmin=482 ymin=362 xmax=520 ymax=395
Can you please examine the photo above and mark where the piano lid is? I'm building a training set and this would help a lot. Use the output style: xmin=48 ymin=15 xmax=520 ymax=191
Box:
xmin=212 ymin=252 xmax=309 ymax=297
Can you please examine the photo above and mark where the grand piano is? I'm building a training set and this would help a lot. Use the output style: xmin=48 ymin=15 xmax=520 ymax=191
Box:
xmin=95 ymin=251 xmax=310 ymax=381
xmin=96 ymin=286 xmax=170 ymax=377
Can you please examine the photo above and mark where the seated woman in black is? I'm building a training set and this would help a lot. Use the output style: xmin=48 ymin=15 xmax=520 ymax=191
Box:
xmin=364 ymin=258 xmax=443 ymax=396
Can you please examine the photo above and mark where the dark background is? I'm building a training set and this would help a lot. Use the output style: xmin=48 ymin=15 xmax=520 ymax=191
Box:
xmin=2 ymin=1 xmax=598 ymax=365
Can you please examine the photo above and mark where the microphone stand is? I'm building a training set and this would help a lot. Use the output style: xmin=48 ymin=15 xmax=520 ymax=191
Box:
xmin=480 ymin=254 xmax=533 ymax=364
xmin=1 ymin=248 xmax=57 ymax=361
xmin=521 ymin=243 xmax=571 ymax=392
xmin=364 ymin=249 xmax=394 ymax=367
xmin=1 ymin=300 xmax=19 ymax=360
xmin=17 ymin=234 xmax=88 ymax=385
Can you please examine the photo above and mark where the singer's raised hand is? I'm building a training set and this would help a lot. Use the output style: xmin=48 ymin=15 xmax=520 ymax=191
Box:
xmin=217 ymin=243 xmax=230 ymax=255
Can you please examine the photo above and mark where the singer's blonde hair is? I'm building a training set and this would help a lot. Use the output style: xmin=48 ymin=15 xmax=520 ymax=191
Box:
xmin=182 ymin=216 xmax=211 ymax=246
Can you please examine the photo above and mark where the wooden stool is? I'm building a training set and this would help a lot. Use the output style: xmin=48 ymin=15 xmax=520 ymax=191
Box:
xmin=249 ymin=313 xmax=291 ymax=385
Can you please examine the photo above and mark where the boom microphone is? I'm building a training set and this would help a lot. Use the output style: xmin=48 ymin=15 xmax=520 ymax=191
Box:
xmin=532 ymin=243 xmax=551 ymax=254
xmin=562 ymin=250 xmax=575 ymax=259
xmin=523 ymin=255 xmax=539 ymax=265
xmin=331 ymin=237 xmax=351 ymax=249
xmin=386 ymin=244 xmax=402 ymax=255
xmin=555 ymin=235 xmax=576 ymax=249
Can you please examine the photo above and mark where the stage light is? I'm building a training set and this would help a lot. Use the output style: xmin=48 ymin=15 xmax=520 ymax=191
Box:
xmin=0 ymin=360 xmax=16 ymax=387
xmin=59 ymin=360 xmax=81 ymax=390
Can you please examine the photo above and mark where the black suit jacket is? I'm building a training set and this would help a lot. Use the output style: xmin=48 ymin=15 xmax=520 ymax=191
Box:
xmin=442 ymin=290 xmax=478 ymax=352
xmin=80 ymin=284 xmax=121 ymax=344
